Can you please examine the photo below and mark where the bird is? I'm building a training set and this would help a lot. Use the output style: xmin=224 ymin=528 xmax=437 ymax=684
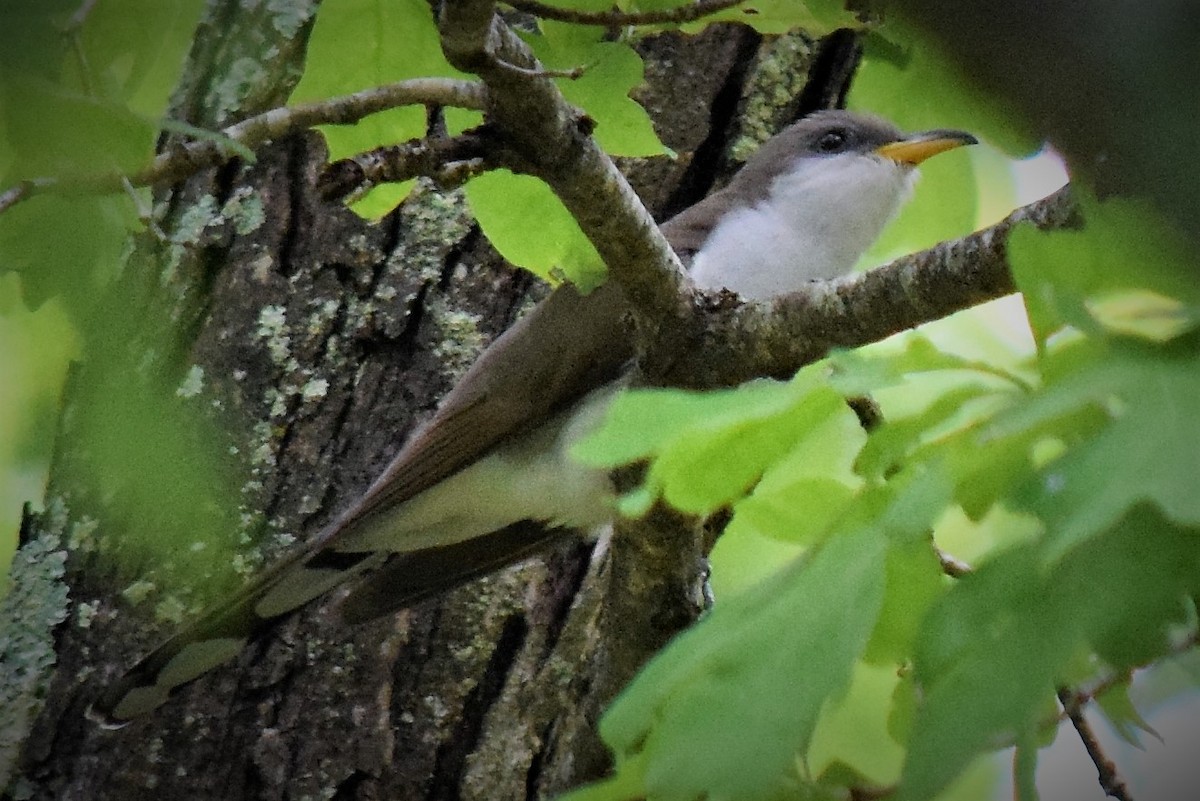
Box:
xmin=92 ymin=110 xmax=977 ymax=723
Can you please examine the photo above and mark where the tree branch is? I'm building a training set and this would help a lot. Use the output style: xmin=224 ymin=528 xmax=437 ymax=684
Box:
xmin=1057 ymin=688 xmax=1136 ymax=801
xmin=0 ymin=78 xmax=486 ymax=213
xmin=438 ymin=0 xmax=695 ymax=338
xmin=935 ymin=547 xmax=972 ymax=579
xmin=662 ymin=185 xmax=1080 ymax=388
xmin=318 ymin=129 xmax=498 ymax=201
xmin=431 ymin=4 xmax=1087 ymax=400
xmin=505 ymin=0 xmax=746 ymax=26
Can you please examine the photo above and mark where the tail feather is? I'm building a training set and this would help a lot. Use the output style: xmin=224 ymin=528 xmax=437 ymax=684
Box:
xmin=90 ymin=583 xmax=269 ymax=725
xmin=91 ymin=522 xmax=564 ymax=724
xmin=90 ymin=545 xmax=384 ymax=724
xmin=337 ymin=521 xmax=562 ymax=624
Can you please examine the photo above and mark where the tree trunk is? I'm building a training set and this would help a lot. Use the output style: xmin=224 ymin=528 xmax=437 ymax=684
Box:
xmin=11 ymin=4 xmax=859 ymax=798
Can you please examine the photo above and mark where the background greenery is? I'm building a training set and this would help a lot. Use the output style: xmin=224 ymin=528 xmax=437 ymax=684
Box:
xmin=2 ymin=1 xmax=1197 ymax=799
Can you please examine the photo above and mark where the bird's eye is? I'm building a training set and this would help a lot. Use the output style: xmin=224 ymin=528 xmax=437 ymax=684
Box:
xmin=816 ymin=130 xmax=848 ymax=153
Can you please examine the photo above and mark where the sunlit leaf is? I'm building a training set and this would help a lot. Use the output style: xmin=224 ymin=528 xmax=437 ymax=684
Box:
xmin=1085 ymin=289 xmax=1199 ymax=343
xmin=997 ymin=342 xmax=1200 ymax=560
xmin=1009 ymin=194 xmax=1200 ymax=345
xmin=526 ymin=21 xmax=665 ymax=157
xmin=290 ymin=0 xmax=470 ymax=215
xmin=598 ymin=527 xmax=887 ymax=801
xmin=577 ymin=372 xmax=856 ymax=518
xmin=464 ymin=169 xmax=607 ymax=287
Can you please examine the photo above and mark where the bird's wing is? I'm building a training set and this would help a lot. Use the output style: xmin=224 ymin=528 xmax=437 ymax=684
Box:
xmin=93 ymin=281 xmax=632 ymax=723
xmin=339 ymin=280 xmax=631 ymax=529
xmin=337 ymin=520 xmax=566 ymax=624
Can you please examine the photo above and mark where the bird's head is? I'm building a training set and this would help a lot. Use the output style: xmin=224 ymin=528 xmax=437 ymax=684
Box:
xmin=684 ymin=110 xmax=978 ymax=298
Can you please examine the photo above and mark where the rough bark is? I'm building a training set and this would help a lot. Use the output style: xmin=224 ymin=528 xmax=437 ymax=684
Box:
xmin=11 ymin=6 xmax=858 ymax=800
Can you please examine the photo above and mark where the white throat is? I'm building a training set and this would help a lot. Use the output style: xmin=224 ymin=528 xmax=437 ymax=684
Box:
xmin=689 ymin=154 xmax=916 ymax=301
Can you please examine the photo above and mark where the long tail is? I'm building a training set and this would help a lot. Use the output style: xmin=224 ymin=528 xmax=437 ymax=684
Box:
xmin=90 ymin=521 xmax=561 ymax=725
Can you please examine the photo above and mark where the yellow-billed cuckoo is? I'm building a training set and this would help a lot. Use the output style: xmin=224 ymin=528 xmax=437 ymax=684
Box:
xmin=94 ymin=110 xmax=976 ymax=722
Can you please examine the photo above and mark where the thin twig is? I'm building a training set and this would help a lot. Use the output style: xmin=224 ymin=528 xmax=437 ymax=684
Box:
xmin=317 ymin=131 xmax=496 ymax=201
xmin=62 ymin=0 xmax=101 ymax=96
xmin=935 ymin=547 xmax=972 ymax=578
xmin=492 ymin=56 xmax=591 ymax=79
xmin=1057 ymin=688 xmax=1135 ymax=801
xmin=63 ymin=0 xmax=101 ymax=33
xmin=0 ymin=179 xmax=65 ymax=213
xmin=0 ymin=78 xmax=487 ymax=215
xmin=506 ymin=0 xmax=746 ymax=26
xmin=1061 ymin=626 xmax=1200 ymax=718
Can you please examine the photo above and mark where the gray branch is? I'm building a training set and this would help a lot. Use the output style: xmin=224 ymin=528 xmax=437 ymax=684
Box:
xmin=0 ymin=78 xmax=485 ymax=212
xmin=681 ymin=185 xmax=1079 ymax=387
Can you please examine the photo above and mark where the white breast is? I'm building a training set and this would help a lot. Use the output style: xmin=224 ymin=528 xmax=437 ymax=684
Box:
xmin=689 ymin=154 xmax=916 ymax=300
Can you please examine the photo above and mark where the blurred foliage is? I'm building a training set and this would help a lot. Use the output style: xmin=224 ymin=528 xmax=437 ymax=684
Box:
xmin=0 ymin=0 xmax=243 ymax=610
xmin=0 ymin=281 xmax=76 ymax=587
xmin=564 ymin=9 xmax=1200 ymax=801
xmin=1 ymin=0 xmax=1196 ymax=799
xmin=572 ymin=195 xmax=1200 ymax=798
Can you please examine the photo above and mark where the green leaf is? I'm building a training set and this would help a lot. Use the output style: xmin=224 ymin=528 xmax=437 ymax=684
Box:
xmin=464 ymin=169 xmax=607 ymax=287
xmin=1050 ymin=508 xmax=1200 ymax=670
xmin=556 ymin=752 xmax=648 ymax=801
xmin=898 ymin=507 xmax=1200 ymax=800
xmin=0 ymin=2 xmax=74 ymax=72
xmin=55 ymin=330 xmax=250 ymax=600
xmin=997 ymin=341 xmax=1200 ymax=560
xmin=684 ymin=0 xmax=859 ymax=36
xmin=1008 ymin=194 xmax=1200 ymax=345
xmin=886 ymin=671 xmax=918 ymax=747
xmin=830 ymin=334 xmax=1032 ymax=398
xmin=574 ymin=381 xmax=797 ymax=468
xmin=67 ymin=0 xmax=204 ymax=117
xmin=896 ymin=546 xmax=1070 ymax=801
xmin=577 ymin=373 xmax=857 ymax=518
xmin=1094 ymin=681 xmax=1160 ymax=748
xmin=729 ymin=477 xmax=856 ymax=546
xmin=290 ymin=0 xmax=468 ymax=213
xmin=652 ymin=383 xmax=849 ymax=516
xmin=854 ymin=386 xmax=996 ymax=481
xmin=0 ymin=1 xmax=201 ymax=183
xmin=727 ymin=393 xmax=866 ymax=544
xmin=599 ymin=527 xmax=888 ymax=801
xmin=0 ymin=193 xmax=136 ymax=313
xmin=863 ymin=536 xmax=945 ymax=664
xmin=526 ymin=22 xmax=665 ymax=158
xmin=1 ymin=78 xmax=158 ymax=179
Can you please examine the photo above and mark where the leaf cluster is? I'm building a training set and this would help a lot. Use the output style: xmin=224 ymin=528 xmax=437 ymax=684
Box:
xmin=567 ymin=191 xmax=1200 ymax=800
